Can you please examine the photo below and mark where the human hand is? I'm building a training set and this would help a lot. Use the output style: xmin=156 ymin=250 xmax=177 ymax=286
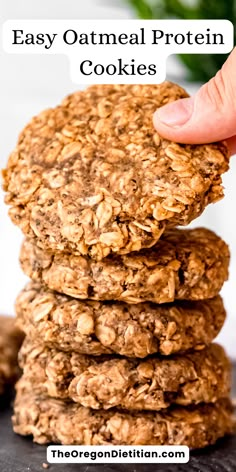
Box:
xmin=153 ymin=48 xmax=236 ymax=155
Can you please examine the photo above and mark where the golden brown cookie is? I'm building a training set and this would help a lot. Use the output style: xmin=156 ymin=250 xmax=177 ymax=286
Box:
xmin=15 ymin=282 xmax=226 ymax=357
xmin=19 ymin=341 xmax=231 ymax=411
xmin=13 ymin=388 xmax=233 ymax=447
xmin=20 ymin=228 xmax=229 ymax=303
xmin=0 ymin=316 xmax=23 ymax=396
xmin=3 ymin=83 xmax=229 ymax=260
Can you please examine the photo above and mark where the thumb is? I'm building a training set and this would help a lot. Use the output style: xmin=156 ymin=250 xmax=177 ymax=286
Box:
xmin=153 ymin=48 xmax=236 ymax=150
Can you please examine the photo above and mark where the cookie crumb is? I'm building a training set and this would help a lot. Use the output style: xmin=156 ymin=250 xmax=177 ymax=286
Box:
xmin=42 ymin=463 xmax=49 ymax=469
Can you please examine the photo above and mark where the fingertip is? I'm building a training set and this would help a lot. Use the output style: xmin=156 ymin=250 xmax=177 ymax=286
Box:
xmin=154 ymin=98 xmax=193 ymax=127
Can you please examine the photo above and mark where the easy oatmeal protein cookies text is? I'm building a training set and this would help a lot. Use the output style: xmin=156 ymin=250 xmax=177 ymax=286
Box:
xmin=3 ymin=83 xmax=229 ymax=260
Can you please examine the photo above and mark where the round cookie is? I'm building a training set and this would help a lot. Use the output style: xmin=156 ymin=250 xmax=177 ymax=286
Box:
xmin=13 ymin=389 xmax=233 ymax=447
xmin=3 ymin=83 xmax=229 ymax=260
xmin=19 ymin=228 xmax=229 ymax=304
xmin=0 ymin=316 xmax=23 ymax=396
xmin=16 ymin=282 xmax=226 ymax=357
xmin=19 ymin=341 xmax=231 ymax=411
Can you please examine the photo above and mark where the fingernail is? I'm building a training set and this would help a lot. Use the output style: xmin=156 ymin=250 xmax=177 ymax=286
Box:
xmin=154 ymin=96 xmax=194 ymax=128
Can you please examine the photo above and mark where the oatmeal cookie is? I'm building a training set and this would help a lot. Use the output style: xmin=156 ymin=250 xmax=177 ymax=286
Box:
xmin=3 ymin=83 xmax=229 ymax=260
xmin=20 ymin=228 xmax=229 ymax=303
xmin=13 ymin=389 xmax=233 ymax=447
xmin=15 ymin=282 xmax=226 ymax=357
xmin=19 ymin=342 xmax=231 ymax=411
xmin=0 ymin=316 xmax=23 ymax=396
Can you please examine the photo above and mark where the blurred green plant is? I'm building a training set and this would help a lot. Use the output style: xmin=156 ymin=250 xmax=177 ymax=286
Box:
xmin=125 ymin=0 xmax=236 ymax=81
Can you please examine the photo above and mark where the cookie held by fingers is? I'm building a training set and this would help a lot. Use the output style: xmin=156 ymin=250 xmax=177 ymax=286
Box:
xmin=3 ymin=83 xmax=229 ymax=260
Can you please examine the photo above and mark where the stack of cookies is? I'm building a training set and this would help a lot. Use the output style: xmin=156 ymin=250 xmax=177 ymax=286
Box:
xmin=3 ymin=83 xmax=233 ymax=448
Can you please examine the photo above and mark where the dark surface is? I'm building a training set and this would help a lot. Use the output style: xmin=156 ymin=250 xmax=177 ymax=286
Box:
xmin=0 ymin=364 xmax=236 ymax=472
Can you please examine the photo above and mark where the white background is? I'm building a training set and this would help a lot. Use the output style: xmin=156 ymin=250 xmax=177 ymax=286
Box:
xmin=0 ymin=0 xmax=235 ymax=357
